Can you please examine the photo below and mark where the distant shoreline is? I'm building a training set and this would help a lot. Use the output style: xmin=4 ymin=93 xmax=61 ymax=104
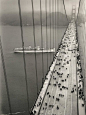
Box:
xmin=0 ymin=24 xmax=67 ymax=28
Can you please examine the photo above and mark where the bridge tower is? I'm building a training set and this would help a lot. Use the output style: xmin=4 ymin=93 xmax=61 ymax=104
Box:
xmin=72 ymin=5 xmax=76 ymax=20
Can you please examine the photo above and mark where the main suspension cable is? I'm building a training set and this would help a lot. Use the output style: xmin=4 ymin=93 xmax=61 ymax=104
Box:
xmin=40 ymin=0 xmax=44 ymax=83
xmin=18 ymin=0 xmax=30 ymax=113
xmin=31 ymin=0 xmax=39 ymax=96
xmin=0 ymin=37 xmax=12 ymax=114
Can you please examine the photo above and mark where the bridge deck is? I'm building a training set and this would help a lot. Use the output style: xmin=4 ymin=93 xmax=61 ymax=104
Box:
xmin=31 ymin=21 xmax=85 ymax=115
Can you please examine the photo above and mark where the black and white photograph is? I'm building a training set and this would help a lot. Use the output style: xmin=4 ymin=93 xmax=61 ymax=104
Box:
xmin=0 ymin=0 xmax=86 ymax=115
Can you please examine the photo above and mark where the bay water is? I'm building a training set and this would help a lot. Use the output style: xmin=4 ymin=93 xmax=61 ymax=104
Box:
xmin=0 ymin=25 xmax=66 ymax=114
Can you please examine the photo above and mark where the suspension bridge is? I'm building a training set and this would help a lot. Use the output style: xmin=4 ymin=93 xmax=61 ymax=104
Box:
xmin=0 ymin=0 xmax=86 ymax=115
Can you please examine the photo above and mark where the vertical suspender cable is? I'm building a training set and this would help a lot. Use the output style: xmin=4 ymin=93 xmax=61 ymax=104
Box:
xmin=0 ymin=37 xmax=12 ymax=114
xmin=31 ymin=0 xmax=38 ymax=96
xmin=54 ymin=0 xmax=55 ymax=53
xmin=45 ymin=0 xmax=48 ymax=70
xmin=62 ymin=0 xmax=69 ymax=23
xmin=55 ymin=0 xmax=56 ymax=53
xmin=57 ymin=0 xmax=59 ymax=48
xmin=49 ymin=0 xmax=52 ymax=62
xmin=53 ymin=0 xmax=55 ymax=56
xmin=18 ymin=0 xmax=30 ymax=113
xmin=56 ymin=0 xmax=58 ymax=49
xmin=52 ymin=0 xmax=54 ymax=58
xmin=56 ymin=1 xmax=57 ymax=48
xmin=84 ymin=0 xmax=86 ymax=113
xmin=40 ymin=0 xmax=44 ymax=83
xmin=56 ymin=0 xmax=57 ymax=49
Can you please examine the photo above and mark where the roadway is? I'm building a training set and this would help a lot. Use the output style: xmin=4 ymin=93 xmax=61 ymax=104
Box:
xmin=32 ymin=21 xmax=85 ymax=115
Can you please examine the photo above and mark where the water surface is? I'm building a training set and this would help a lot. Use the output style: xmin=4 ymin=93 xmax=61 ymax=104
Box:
xmin=0 ymin=25 xmax=66 ymax=114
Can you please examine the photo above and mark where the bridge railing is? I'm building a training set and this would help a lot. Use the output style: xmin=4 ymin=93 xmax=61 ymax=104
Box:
xmin=76 ymin=0 xmax=86 ymax=112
